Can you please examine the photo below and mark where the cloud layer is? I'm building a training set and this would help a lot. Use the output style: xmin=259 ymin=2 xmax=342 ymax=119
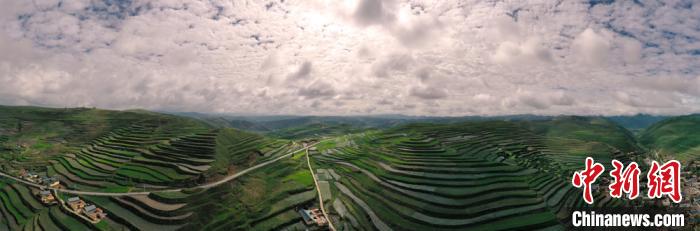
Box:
xmin=1 ymin=0 xmax=699 ymax=116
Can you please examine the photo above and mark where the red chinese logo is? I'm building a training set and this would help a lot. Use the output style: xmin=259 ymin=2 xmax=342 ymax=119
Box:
xmin=572 ymin=158 xmax=683 ymax=204
xmin=608 ymin=160 xmax=640 ymax=199
xmin=572 ymin=157 xmax=605 ymax=204
xmin=647 ymin=160 xmax=682 ymax=203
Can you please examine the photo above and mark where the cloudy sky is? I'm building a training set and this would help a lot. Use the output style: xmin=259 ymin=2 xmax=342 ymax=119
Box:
xmin=1 ymin=0 xmax=699 ymax=116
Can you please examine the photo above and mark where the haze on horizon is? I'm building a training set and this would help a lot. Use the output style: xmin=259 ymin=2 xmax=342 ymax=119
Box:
xmin=0 ymin=0 xmax=699 ymax=116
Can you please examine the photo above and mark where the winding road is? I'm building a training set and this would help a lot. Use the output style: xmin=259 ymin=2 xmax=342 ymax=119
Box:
xmin=306 ymin=148 xmax=337 ymax=231
xmin=0 ymin=142 xmax=319 ymax=196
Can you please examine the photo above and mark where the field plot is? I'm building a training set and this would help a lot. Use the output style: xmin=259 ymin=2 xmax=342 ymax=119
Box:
xmin=0 ymin=180 xmax=207 ymax=230
xmin=180 ymin=153 xmax=319 ymax=230
xmin=0 ymin=106 xmax=303 ymax=230
xmin=0 ymin=181 xmax=93 ymax=231
xmin=314 ymin=121 xmax=640 ymax=230
xmin=1 ymin=106 xmax=673 ymax=230
xmin=48 ymin=124 xmax=219 ymax=190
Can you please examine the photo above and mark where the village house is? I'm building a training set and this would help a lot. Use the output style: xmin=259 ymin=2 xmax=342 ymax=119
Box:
xmin=299 ymin=208 xmax=328 ymax=227
xmin=40 ymin=176 xmax=60 ymax=188
xmin=21 ymin=170 xmax=40 ymax=183
xmin=82 ymin=204 xmax=107 ymax=222
xmin=67 ymin=197 xmax=86 ymax=212
xmin=38 ymin=190 xmax=55 ymax=204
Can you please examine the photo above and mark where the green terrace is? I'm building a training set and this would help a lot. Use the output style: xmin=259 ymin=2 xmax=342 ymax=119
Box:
xmin=0 ymin=178 xmax=204 ymax=230
xmin=36 ymin=120 xmax=292 ymax=192
xmin=46 ymin=123 xmax=218 ymax=190
xmin=3 ymin=106 xmax=688 ymax=230
xmin=312 ymin=122 xmax=641 ymax=230
xmin=180 ymin=153 xmax=318 ymax=230
xmin=0 ymin=181 xmax=92 ymax=231
xmin=0 ymin=106 xmax=317 ymax=230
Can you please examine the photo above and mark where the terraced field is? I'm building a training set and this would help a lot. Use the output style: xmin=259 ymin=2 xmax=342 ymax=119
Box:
xmin=0 ymin=106 xmax=307 ymax=230
xmin=0 ymin=181 xmax=88 ymax=231
xmin=75 ymin=192 xmax=195 ymax=230
xmin=0 ymin=133 xmax=299 ymax=230
xmin=4 ymin=106 xmax=692 ymax=230
xmin=0 ymin=178 xmax=206 ymax=230
xmin=180 ymin=150 xmax=320 ymax=230
xmin=47 ymin=124 xmax=215 ymax=191
xmin=313 ymin=121 xmax=639 ymax=230
xmin=640 ymin=114 xmax=700 ymax=163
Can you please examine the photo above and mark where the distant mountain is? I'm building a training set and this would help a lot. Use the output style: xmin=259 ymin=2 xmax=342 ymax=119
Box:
xmin=168 ymin=112 xmax=557 ymax=133
xmin=168 ymin=112 xmax=688 ymax=144
xmin=639 ymin=114 xmax=700 ymax=163
xmin=226 ymin=119 xmax=271 ymax=131
xmin=170 ymin=114 xmax=412 ymax=132
xmin=605 ymin=114 xmax=670 ymax=130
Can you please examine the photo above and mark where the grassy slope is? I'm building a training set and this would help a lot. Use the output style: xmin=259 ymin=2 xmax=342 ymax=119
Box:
xmin=399 ymin=117 xmax=640 ymax=158
xmin=181 ymin=153 xmax=316 ymax=230
xmin=518 ymin=116 xmax=640 ymax=154
xmin=316 ymin=124 xmax=565 ymax=230
xmin=6 ymin=106 xmax=698 ymax=230
xmin=0 ymin=105 xmax=308 ymax=230
xmin=211 ymin=128 xmax=277 ymax=175
xmin=1 ymin=105 xmax=291 ymax=186
xmin=639 ymin=114 xmax=700 ymax=163
xmin=0 ymin=105 xmax=205 ymax=144
xmin=312 ymin=119 xmax=650 ymax=230
xmin=0 ymin=106 xmax=211 ymax=172
xmin=0 ymin=105 xmax=208 ymax=144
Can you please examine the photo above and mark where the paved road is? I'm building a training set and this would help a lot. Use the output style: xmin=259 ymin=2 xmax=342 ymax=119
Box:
xmin=306 ymin=148 xmax=337 ymax=231
xmin=0 ymin=142 xmax=318 ymax=196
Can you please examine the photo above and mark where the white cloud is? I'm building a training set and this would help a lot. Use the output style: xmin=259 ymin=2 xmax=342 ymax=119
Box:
xmin=572 ymin=28 xmax=612 ymax=67
xmin=473 ymin=93 xmax=493 ymax=102
xmin=620 ymin=37 xmax=642 ymax=64
xmin=550 ymin=91 xmax=576 ymax=106
xmin=353 ymin=0 xmax=395 ymax=26
xmin=287 ymin=61 xmax=313 ymax=81
xmin=0 ymin=0 xmax=698 ymax=116
xmin=615 ymin=91 xmax=677 ymax=108
xmin=409 ymin=85 xmax=447 ymax=100
xmin=632 ymin=76 xmax=700 ymax=97
xmin=371 ymin=53 xmax=414 ymax=78
xmin=492 ymin=38 xmax=553 ymax=65
xmin=297 ymin=80 xmax=337 ymax=99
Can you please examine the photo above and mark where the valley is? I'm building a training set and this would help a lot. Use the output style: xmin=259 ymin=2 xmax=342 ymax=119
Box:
xmin=0 ymin=106 xmax=698 ymax=230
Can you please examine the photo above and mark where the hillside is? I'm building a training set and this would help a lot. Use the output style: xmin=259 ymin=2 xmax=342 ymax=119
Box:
xmin=0 ymin=106 xmax=696 ymax=230
xmin=0 ymin=106 xmax=209 ymax=174
xmin=0 ymin=106 xmax=306 ymax=230
xmin=181 ymin=150 xmax=318 ymax=230
xmin=639 ymin=114 xmax=700 ymax=163
xmin=518 ymin=116 xmax=641 ymax=155
xmin=310 ymin=119 xmax=643 ymax=230
xmin=605 ymin=114 xmax=669 ymax=131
